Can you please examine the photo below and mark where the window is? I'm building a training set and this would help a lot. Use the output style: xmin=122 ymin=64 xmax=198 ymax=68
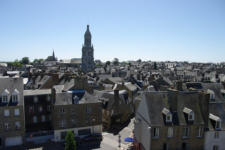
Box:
xmin=214 ymin=131 xmax=219 ymax=139
xmin=4 ymin=123 xmax=9 ymax=130
xmin=167 ymin=127 xmax=173 ymax=138
xmin=2 ymin=95 xmax=8 ymax=103
xmin=78 ymin=128 xmax=91 ymax=136
xmin=197 ymin=127 xmax=204 ymax=137
xmin=183 ymin=127 xmax=189 ymax=138
xmin=86 ymin=106 xmax=92 ymax=114
xmin=2 ymin=89 xmax=9 ymax=103
xmin=60 ymin=108 xmax=65 ymax=113
xmin=208 ymin=89 xmax=215 ymax=101
xmin=14 ymin=109 xmax=20 ymax=116
xmin=47 ymin=95 xmax=51 ymax=102
xmin=29 ymin=106 xmax=33 ymax=113
xmin=152 ymin=127 xmax=159 ymax=138
xmin=34 ymin=96 xmax=38 ymax=103
xmin=215 ymin=121 xmax=221 ymax=130
xmin=183 ymin=107 xmax=194 ymax=121
xmin=210 ymin=93 xmax=215 ymax=100
xmin=71 ymin=119 xmax=76 ymax=126
xmin=41 ymin=115 xmax=46 ymax=122
xmin=166 ymin=114 xmax=172 ymax=122
xmin=47 ymin=105 xmax=51 ymax=112
xmin=33 ymin=116 xmax=37 ymax=123
xmin=39 ymin=106 xmax=43 ymax=112
xmin=12 ymin=95 xmax=18 ymax=103
xmin=15 ymin=121 xmax=21 ymax=130
xmin=213 ymin=145 xmax=219 ymax=150
xmin=4 ymin=109 xmax=10 ymax=117
xmin=188 ymin=112 xmax=194 ymax=121
xmin=60 ymin=120 xmax=65 ymax=128
xmin=12 ymin=89 xmax=19 ymax=103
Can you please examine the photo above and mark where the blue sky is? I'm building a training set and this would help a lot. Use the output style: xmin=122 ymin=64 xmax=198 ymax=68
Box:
xmin=0 ymin=0 xmax=224 ymax=62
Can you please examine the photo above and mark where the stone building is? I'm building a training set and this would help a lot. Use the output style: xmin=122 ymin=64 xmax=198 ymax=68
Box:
xmin=134 ymin=90 xmax=209 ymax=150
xmin=0 ymin=77 xmax=25 ymax=148
xmin=23 ymin=89 xmax=53 ymax=144
xmin=204 ymin=103 xmax=225 ymax=150
xmin=81 ymin=25 xmax=95 ymax=73
xmin=51 ymin=86 xmax=102 ymax=142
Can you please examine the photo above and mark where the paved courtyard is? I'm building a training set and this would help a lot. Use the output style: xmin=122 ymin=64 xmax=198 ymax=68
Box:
xmin=94 ymin=118 xmax=134 ymax=150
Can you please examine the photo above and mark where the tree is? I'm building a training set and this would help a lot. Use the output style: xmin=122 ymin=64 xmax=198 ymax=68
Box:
xmin=21 ymin=57 xmax=30 ymax=64
xmin=33 ymin=58 xmax=43 ymax=64
xmin=105 ymin=61 xmax=111 ymax=66
xmin=137 ymin=59 xmax=142 ymax=63
xmin=113 ymin=58 xmax=119 ymax=66
xmin=154 ymin=62 xmax=157 ymax=70
xmin=8 ymin=59 xmax=22 ymax=68
xmin=65 ymin=131 xmax=76 ymax=150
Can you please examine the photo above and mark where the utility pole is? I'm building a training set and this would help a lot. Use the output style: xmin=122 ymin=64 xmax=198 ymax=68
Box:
xmin=118 ymin=134 xmax=121 ymax=149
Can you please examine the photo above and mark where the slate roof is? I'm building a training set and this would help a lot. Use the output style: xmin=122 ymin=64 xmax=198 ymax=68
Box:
xmin=94 ymin=89 xmax=129 ymax=110
xmin=124 ymin=82 xmax=138 ymax=92
xmin=137 ymin=91 xmax=205 ymax=127
xmin=79 ymin=92 xmax=100 ymax=104
xmin=54 ymin=92 xmax=73 ymax=105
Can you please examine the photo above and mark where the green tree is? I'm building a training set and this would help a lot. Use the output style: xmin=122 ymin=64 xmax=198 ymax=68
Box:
xmin=65 ymin=131 xmax=76 ymax=150
xmin=21 ymin=57 xmax=30 ymax=64
xmin=154 ymin=62 xmax=157 ymax=70
xmin=33 ymin=58 xmax=43 ymax=64
xmin=105 ymin=61 xmax=111 ymax=66
xmin=137 ymin=59 xmax=142 ymax=63
xmin=113 ymin=58 xmax=119 ymax=66
xmin=11 ymin=59 xmax=22 ymax=68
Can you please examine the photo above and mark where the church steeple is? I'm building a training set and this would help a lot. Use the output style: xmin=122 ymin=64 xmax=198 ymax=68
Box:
xmin=52 ymin=50 xmax=55 ymax=59
xmin=84 ymin=25 xmax=91 ymax=47
xmin=82 ymin=25 xmax=95 ymax=73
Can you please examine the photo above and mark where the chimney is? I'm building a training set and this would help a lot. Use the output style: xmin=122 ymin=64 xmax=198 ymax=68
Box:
xmin=113 ymin=84 xmax=120 ymax=105
xmin=176 ymin=81 xmax=183 ymax=91
xmin=198 ymin=92 xmax=209 ymax=129
xmin=168 ymin=90 xmax=178 ymax=112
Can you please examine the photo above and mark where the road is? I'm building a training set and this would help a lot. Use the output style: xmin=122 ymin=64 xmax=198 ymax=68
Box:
xmin=94 ymin=118 xmax=134 ymax=150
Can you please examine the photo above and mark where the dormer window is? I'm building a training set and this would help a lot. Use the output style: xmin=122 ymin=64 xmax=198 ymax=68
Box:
xmin=207 ymin=89 xmax=215 ymax=101
xmin=162 ymin=108 xmax=172 ymax=123
xmin=12 ymin=89 xmax=19 ymax=103
xmin=183 ymin=107 xmax=194 ymax=121
xmin=166 ymin=115 xmax=172 ymax=122
xmin=215 ymin=120 xmax=221 ymax=130
xmin=209 ymin=113 xmax=221 ymax=130
xmin=2 ymin=89 xmax=9 ymax=103
xmin=188 ymin=112 xmax=194 ymax=121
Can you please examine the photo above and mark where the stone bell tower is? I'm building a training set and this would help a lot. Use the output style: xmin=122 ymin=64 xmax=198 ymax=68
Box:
xmin=81 ymin=25 xmax=95 ymax=73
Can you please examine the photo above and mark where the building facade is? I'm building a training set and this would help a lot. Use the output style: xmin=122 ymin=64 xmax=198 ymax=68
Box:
xmin=81 ymin=25 xmax=95 ymax=73
xmin=0 ymin=77 xmax=25 ymax=148
xmin=51 ymin=88 xmax=102 ymax=142
xmin=134 ymin=91 xmax=209 ymax=150
xmin=24 ymin=89 xmax=53 ymax=144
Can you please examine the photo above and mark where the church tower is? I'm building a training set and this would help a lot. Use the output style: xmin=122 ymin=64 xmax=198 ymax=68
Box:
xmin=82 ymin=25 xmax=95 ymax=73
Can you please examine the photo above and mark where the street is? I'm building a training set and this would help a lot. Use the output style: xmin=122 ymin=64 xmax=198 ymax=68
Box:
xmin=94 ymin=118 xmax=134 ymax=150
